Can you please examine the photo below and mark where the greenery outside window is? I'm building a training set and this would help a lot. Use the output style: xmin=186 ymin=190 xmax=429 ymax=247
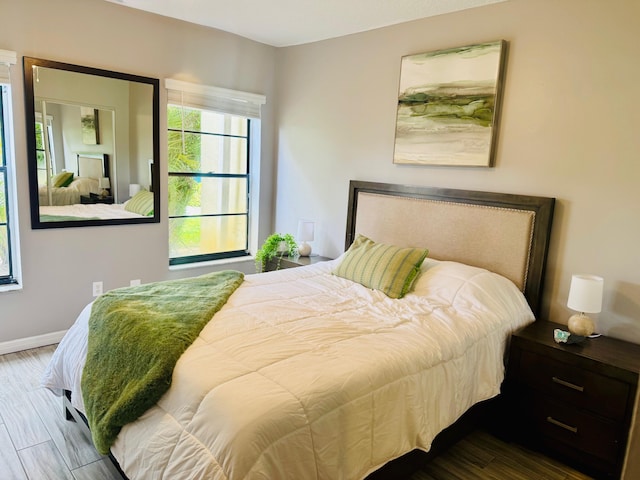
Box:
xmin=168 ymin=104 xmax=250 ymax=265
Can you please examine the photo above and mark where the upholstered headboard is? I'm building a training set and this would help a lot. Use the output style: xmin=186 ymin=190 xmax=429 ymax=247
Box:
xmin=77 ymin=153 xmax=109 ymax=179
xmin=345 ymin=181 xmax=555 ymax=316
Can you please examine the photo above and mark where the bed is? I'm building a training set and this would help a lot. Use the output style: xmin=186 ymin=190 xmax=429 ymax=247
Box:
xmin=42 ymin=180 xmax=555 ymax=479
xmin=38 ymin=154 xmax=108 ymax=206
xmin=38 ymin=188 xmax=155 ymax=222
xmin=39 ymin=203 xmax=148 ymax=221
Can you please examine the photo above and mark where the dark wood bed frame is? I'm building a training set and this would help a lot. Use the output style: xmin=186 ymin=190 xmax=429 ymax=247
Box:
xmin=63 ymin=181 xmax=555 ymax=479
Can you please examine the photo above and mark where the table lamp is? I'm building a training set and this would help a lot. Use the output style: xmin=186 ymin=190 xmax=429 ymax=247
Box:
xmin=98 ymin=177 xmax=110 ymax=198
xmin=567 ymin=274 xmax=603 ymax=337
xmin=297 ymin=220 xmax=315 ymax=257
xmin=129 ymin=183 xmax=142 ymax=198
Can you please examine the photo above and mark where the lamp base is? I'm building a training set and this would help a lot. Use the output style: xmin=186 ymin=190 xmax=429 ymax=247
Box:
xmin=568 ymin=313 xmax=595 ymax=337
xmin=298 ymin=242 xmax=312 ymax=257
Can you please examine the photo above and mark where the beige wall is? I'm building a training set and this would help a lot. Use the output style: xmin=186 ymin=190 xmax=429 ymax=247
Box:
xmin=0 ymin=0 xmax=277 ymax=343
xmin=274 ymin=0 xmax=640 ymax=343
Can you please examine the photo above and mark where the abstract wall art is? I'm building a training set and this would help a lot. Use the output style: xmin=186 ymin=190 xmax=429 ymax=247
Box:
xmin=393 ymin=40 xmax=506 ymax=167
xmin=80 ymin=107 xmax=100 ymax=145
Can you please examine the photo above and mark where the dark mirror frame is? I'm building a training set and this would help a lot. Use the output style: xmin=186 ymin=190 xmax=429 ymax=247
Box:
xmin=23 ymin=56 xmax=160 ymax=229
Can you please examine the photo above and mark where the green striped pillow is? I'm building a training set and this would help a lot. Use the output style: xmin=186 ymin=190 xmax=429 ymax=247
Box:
xmin=52 ymin=171 xmax=74 ymax=187
xmin=333 ymin=234 xmax=429 ymax=299
xmin=125 ymin=190 xmax=154 ymax=216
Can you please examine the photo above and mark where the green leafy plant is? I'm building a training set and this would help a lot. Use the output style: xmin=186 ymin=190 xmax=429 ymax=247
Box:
xmin=255 ymin=233 xmax=298 ymax=272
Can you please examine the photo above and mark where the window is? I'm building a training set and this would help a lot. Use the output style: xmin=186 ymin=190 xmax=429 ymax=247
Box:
xmin=0 ymin=49 xmax=19 ymax=287
xmin=166 ymin=79 xmax=265 ymax=265
xmin=168 ymin=106 xmax=250 ymax=264
xmin=34 ymin=113 xmax=56 ymax=184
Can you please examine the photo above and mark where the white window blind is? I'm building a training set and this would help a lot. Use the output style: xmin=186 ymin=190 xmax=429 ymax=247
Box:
xmin=165 ymin=78 xmax=266 ymax=119
xmin=0 ymin=49 xmax=17 ymax=83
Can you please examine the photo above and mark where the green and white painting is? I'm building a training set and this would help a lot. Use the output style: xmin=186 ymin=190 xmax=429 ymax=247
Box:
xmin=393 ymin=41 xmax=506 ymax=167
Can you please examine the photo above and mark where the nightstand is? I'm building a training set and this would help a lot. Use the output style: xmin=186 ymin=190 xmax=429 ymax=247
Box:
xmin=265 ymin=255 xmax=332 ymax=272
xmin=80 ymin=193 xmax=114 ymax=205
xmin=504 ymin=321 xmax=640 ymax=479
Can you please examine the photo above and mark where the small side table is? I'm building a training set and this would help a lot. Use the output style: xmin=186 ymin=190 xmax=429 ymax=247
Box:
xmin=80 ymin=194 xmax=114 ymax=205
xmin=504 ymin=320 xmax=640 ymax=479
xmin=265 ymin=255 xmax=332 ymax=272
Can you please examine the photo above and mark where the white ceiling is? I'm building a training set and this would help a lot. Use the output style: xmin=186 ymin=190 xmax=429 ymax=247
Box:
xmin=104 ymin=0 xmax=507 ymax=47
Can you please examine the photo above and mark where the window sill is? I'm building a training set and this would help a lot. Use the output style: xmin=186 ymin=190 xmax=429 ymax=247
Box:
xmin=0 ymin=282 xmax=22 ymax=294
xmin=168 ymin=255 xmax=255 ymax=272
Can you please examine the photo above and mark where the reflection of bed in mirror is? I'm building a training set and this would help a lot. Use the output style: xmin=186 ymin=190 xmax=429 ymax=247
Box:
xmin=39 ymin=153 xmax=156 ymax=221
xmin=38 ymin=154 xmax=108 ymax=206
xmin=39 ymin=203 xmax=147 ymax=222
xmin=39 ymin=186 xmax=155 ymax=222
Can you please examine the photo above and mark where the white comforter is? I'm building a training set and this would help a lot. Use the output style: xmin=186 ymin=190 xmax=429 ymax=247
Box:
xmin=42 ymin=258 xmax=534 ymax=480
xmin=39 ymin=177 xmax=99 ymax=206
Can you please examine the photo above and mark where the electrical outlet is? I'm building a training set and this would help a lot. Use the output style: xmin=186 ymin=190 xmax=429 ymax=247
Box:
xmin=130 ymin=279 xmax=141 ymax=286
xmin=92 ymin=281 xmax=103 ymax=297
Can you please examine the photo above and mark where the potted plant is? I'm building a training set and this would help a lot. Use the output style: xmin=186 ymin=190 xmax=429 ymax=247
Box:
xmin=255 ymin=233 xmax=298 ymax=272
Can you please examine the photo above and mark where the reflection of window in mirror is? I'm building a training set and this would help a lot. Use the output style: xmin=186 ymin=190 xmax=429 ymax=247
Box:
xmin=34 ymin=112 xmax=56 ymax=185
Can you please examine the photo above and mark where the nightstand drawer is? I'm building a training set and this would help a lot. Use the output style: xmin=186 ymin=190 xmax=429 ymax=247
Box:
xmin=518 ymin=349 xmax=629 ymax=421
xmin=527 ymin=395 xmax=622 ymax=464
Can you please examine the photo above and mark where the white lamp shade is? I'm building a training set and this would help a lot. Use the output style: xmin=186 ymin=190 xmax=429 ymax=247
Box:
xmin=98 ymin=177 xmax=110 ymax=189
xmin=567 ymin=274 xmax=603 ymax=313
xmin=297 ymin=221 xmax=315 ymax=242
xmin=129 ymin=183 xmax=142 ymax=197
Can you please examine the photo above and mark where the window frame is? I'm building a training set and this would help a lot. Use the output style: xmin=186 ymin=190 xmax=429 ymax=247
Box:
xmin=34 ymin=112 xmax=56 ymax=182
xmin=0 ymin=73 xmax=21 ymax=289
xmin=167 ymin=106 xmax=252 ymax=266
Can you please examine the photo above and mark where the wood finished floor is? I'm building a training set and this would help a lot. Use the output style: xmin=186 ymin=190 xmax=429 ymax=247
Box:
xmin=0 ymin=345 xmax=594 ymax=480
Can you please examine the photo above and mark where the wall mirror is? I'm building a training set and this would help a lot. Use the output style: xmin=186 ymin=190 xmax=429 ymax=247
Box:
xmin=24 ymin=57 xmax=160 ymax=228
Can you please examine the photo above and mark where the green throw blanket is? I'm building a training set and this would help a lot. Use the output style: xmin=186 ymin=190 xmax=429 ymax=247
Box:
xmin=81 ymin=270 xmax=244 ymax=454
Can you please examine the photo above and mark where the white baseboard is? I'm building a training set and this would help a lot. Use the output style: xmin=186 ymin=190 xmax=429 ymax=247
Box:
xmin=0 ymin=330 xmax=67 ymax=355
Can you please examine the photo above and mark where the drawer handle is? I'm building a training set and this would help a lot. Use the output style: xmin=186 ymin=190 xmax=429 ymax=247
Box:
xmin=546 ymin=416 xmax=578 ymax=434
xmin=552 ymin=376 xmax=584 ymax=392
